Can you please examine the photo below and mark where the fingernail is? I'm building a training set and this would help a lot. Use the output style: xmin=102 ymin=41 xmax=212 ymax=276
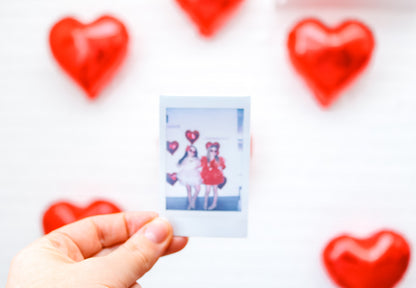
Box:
xmin=143 ymin=218 xmax=170 ymax=244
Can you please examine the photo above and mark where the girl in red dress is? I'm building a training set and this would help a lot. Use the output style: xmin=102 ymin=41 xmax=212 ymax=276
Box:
xmin=200 ymin=142 xmax=226 ymax=210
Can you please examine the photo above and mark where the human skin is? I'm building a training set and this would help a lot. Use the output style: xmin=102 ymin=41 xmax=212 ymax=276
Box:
xmin=6 ymin=212 xmax=188 ymax=288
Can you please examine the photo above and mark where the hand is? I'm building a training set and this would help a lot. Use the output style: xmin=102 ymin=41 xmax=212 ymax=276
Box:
xmin=6 ymin=212 xmax=188 ymax=288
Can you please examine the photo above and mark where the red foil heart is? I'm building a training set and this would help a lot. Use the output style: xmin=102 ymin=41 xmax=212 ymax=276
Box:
xmin=49 ymin=15 xmax=129 ymax=99
xmin=206 ymin=141 xmax=220 ymax=150
xmin=288 ymin=19 xmax=375 ymax=108
xmin=185 ymin=130 xmax=200 ymax=144
xmin=323 ymin=230 xmax=411 ymax=288
xmin=166 ymin=173 xmax=178 ymax=185
xmin=175 ymin=0 xmax=244 ymax=37
xmin=167 ymin=141 xmax=179 ymax=155
xmin=42 ymin=200 xmax=122 ymax=234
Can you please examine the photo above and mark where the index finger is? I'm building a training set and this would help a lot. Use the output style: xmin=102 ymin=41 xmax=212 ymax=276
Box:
xmin=45 ymin=211 xmax=158 ymax=260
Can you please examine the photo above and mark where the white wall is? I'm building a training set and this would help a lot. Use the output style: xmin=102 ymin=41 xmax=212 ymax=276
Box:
xmin=1 ymin=0 xmax=416 ymax=287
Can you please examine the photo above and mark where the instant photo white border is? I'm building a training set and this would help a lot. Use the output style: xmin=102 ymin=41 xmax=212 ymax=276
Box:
xmin=159 ymin=96 xmax=250 ymax=238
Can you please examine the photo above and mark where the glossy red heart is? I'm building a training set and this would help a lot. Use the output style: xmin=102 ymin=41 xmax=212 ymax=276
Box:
xmin=175 ymin=0 xmax=244 ymax=37
xmin=185 ymin=130 xmax=199 ymax=144
xmin=167 ymin=141 xmax=179 ymax=155
xmin=323 ymin=230 xmax=411 ymax=288
xmin=49 ymin=15 xmax=129 ymax=99
xmin=217 ymin=177 xmax=227 ymax=189
xmin=42 ymin=200 xmax=122 ymax=234
xmin=166 ymin=172 xmax=178 ymax=185
xmin=288 ymin=19 xmax=375 ymax=108
xmin=206 ymin=141 xmax=220 ymax=149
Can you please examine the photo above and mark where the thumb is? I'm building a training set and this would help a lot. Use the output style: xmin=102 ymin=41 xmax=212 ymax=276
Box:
xmin=92 ymin=217 xmax=173 ymax=287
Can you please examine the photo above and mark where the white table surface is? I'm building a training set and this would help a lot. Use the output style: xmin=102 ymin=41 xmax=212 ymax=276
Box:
xmin=1 ymin=1 xmax=416 ymax=287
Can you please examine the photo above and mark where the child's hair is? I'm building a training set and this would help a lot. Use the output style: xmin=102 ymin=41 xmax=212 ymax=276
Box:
xmin=178 ymin=145 xmax=198 ymax=165
xmin=206 ymin=142 xmax=220 ymax=162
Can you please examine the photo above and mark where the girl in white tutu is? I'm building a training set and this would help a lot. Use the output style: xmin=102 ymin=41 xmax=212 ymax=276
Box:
xmin=177 ymin=145 xmax=202 ymax=209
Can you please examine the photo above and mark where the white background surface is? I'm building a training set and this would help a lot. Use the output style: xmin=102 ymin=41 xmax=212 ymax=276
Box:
xmin=1 ymin=0 xmax=416 ymax=287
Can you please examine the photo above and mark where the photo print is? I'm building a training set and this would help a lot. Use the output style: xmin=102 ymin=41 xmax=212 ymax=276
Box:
xmin=160 ymin=96 xmax=250 ymax=237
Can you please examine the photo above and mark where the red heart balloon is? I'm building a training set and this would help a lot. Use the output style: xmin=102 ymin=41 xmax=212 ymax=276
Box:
xmin=175 ymin=0 xmax=244 ymax=37
xmin=206 ymin=141 xmax=220 ymax=150
xmin=185 ymin=130 xmax=200 ymax=144
xmin=166 ymin=172 xmax=178 ymax=185
xmin=167 ymin=141 xmax=179 ymax=155
xmin=323 ymin=230 xmax=411 ymax=288
xmin=49 ymin=15 xmax=129 ymax=99
xmin=288 ymin=19 xmax=375 ymax=108
xmin=42 ymin=200 xmax=122 ymax=234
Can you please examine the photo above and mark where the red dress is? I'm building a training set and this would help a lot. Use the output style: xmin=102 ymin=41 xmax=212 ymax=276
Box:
xmin=200 ymin=156 xmax=225 ymax=185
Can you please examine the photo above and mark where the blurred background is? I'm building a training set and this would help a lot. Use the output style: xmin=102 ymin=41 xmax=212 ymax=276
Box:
xmin=1 ymin=0 xmax=416 ymax=287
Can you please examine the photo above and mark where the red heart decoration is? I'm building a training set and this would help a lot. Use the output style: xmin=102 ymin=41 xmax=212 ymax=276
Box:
xmin=185 ymin=130 xmax=200 ymax=144
xmin=49 ymin=15 xmax=129 ymax=99
xmin=323 ymin=230 xmax=411 ymax=288
xmin=166 ymin=172 xmax=178 ymax=185
xmin=175 ymin=0 xmax=244 ymax=37
xmin=217 ymin=177 xmax=227 ymax=189
xmin=167 ymin=141 xmax=179 ymax=155
xmin=42 ymin=199 xmax=122 ymax=234
xmin=206 ymin=141 xmax=220 ymax=150
xmin=288 ymin=19 xmax=375 ymax=108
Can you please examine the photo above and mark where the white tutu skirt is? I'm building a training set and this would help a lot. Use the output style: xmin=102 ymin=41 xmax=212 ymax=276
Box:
xmin=177 ymin=170 xmax=202 ymax=186
xmin=177 ymin=158 xmax=202 ymax=186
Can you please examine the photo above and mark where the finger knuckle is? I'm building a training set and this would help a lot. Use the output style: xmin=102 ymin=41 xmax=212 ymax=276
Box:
xmin=124 ymin=243 xmax=153 ymax=272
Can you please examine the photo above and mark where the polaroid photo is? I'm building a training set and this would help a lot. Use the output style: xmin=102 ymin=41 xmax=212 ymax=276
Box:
xmin=160 ymin=96 xmax=250 ymax=238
